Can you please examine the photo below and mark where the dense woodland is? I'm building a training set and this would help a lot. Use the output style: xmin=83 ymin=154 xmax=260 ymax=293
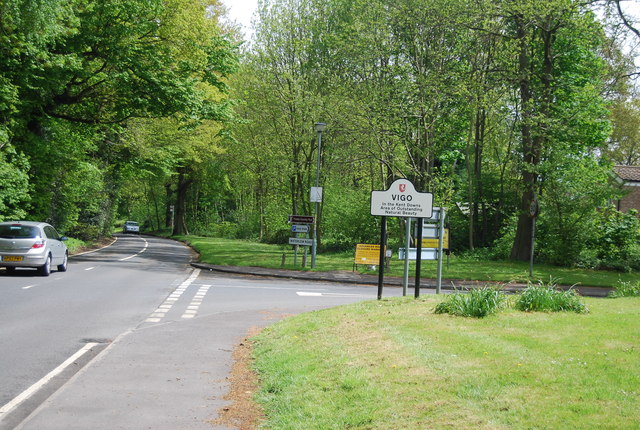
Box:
xmin=1 ymin=0 xmax=639 ymax=270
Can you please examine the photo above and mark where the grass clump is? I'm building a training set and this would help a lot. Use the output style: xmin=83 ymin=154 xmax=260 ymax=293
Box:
xmin=434 ymin=286 xmax=506 ymax=318
xmin=515 ymin=281 xmax=588 ymax=313
xmin=609 ymin=280 xmax=640 ymax=298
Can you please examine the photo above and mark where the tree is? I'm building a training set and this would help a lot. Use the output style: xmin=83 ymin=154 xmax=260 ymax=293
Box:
xmin=0 ymin=0 xmax=238 ymax=234
xmin=501 ymin=0 xmax=611 ymax=261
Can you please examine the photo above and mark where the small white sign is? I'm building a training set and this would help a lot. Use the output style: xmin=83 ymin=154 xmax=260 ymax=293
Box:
xmin=398 ymin=248 xmax=439 ymax=260
xmin=291 ymin=225 xmax=310 ymax=233
xmin=422 ymin=207 xmax=443 ymax=222
xmin=289 ymin=237 xmax=314 ymax=246
xmin=371 ymin=179 xmax=433 ymax=218
xmin=423 ymin=226 xmax=439 ymax=238
xmin=310 ymin=186 xmax=323 ymax=202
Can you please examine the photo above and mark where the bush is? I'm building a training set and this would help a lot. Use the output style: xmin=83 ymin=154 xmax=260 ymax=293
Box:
xmin=608 ymin=280 xmax=640 ymax=298
xmin=435 ymin=286 xmax=506 ymax=318
xmin=68 ymin=223 xmax=101 ymax=241
xmin=515 ymin=281 xmax=588 ymax=313
xmin=579 ymin=208 xmax=640 ymax=272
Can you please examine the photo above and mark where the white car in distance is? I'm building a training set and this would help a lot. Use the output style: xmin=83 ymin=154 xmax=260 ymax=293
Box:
xmin=123 ymin=221 xmax=140 ymax=234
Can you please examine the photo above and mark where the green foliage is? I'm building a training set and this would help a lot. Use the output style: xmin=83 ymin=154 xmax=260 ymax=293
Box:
xmin=322 ymin=187 xmax=379 ymax=251
xmin=609 ymin=280 xmax=640 ymax=298
xmin=515 ymin=281 xmax=588 ymax=313
xmin=0 ymin=145 xmax=30 ymax=221
xmin=576 ymin=208 xmax=640 ymax=272
xmin=536 ymin=159 xmax=617 ymax=266
xmin=434 ymin=286 xmax=506 ymax=318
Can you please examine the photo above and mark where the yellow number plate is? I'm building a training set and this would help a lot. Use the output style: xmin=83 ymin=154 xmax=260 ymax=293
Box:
xmin=3 ymin=256 xmax=23 ymax=262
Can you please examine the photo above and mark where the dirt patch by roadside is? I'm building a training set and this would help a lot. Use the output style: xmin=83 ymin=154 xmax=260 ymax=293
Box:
xmin=211 ymin=327 xmax=266 ymax=430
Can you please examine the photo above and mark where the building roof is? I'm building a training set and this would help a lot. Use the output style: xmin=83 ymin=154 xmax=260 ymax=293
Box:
xmin=614 ymin=165 xmax=640 ymax=182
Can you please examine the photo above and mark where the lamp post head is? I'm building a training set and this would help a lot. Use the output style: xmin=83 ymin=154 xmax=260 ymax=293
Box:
xmin=315 ymin=122 xmax=326 ymax=133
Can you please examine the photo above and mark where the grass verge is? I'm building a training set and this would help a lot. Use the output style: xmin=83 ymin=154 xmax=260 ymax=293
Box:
xmin=252 ymin=297 xmax=640 ymax=429
xmin=172 ymin=235 xmax=634 ymax=287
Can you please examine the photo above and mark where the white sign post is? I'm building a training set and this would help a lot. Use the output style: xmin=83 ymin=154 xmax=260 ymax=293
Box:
xmin=370 ymin=179 xmax=434 ymax=300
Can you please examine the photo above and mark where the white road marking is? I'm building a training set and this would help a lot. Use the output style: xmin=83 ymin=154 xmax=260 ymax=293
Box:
xmin=21 ymin=285 xmax=36 ymax=290
xmin=181 ymin=284 xmax=210 ymax=319
xmin=145 ymin=269 xmax=200 ymax=323
xmin=85 ymin=267 xmax=96 ymax=271
xmin=213 ymin=284 xmax=329 ymax=292
xmin=297 ymin=291 xmax=370 ymax=298
xmin=119 ymin=237 xmax=149 ymax=261
xmin=0 ymin=343 xmax=98 ymax=419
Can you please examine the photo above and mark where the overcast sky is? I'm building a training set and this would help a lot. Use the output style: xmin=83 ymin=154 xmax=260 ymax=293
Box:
xmin=223 ymin=0 xmax=640 ymax=48
xmin=224 ymin=0 xmax=258 ymax=38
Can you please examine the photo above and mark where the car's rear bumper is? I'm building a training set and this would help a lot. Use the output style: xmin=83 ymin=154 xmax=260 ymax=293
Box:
xmin=0 ymin=254 xmax=48 ymax=268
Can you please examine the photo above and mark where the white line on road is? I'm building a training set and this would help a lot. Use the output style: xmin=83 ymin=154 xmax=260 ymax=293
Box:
xmin=145 ymin=269 xmax=200 ymax=323
xmin=71 ymin=237 xmax=118 ymax=256
xmin=119 ymin=237 xmax=149 ymax=261
xmin=297 ymin=291 xmax=370 ymax=298
xmin=21 ymin=285 xmax=36 ymax=290
xmin=213 ymin=284 xmax=329 ymax=292
xmin=85 ymin=267 xmax=96 ymax=271
xmin=181 ymin=284 xmax=211 ymax=319
xmin=0 ymin=343 xmax=99 ymax=420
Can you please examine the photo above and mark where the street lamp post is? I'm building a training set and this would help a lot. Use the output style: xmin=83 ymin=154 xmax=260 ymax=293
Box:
xmin=311 ymin=122 xmax=326 ymax=269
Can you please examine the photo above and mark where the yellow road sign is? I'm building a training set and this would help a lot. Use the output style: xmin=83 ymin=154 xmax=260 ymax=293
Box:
xmin=421 ymin=228 xmax=449 ymax=249
xmin=355 ymin=244 xmax=383 ymax=265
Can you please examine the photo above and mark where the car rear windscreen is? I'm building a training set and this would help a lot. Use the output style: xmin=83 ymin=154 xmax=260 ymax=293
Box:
xmin=0 ymin=225 xmax=40 ymax=239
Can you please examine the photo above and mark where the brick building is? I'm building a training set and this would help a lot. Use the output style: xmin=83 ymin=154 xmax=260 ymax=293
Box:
xmin=613 ymin=165 xmax=640 ymax=215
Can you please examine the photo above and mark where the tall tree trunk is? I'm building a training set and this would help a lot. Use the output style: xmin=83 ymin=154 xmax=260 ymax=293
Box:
xmin=165 ymin=183 xmax=173 ymax=229
xmin=173 ymin=167 xmax=193 ymax=236
xmin=511 ymin=16 xmax=554 ymax=260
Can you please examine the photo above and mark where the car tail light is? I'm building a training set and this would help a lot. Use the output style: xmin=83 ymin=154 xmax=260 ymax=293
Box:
xmin=32 ymin=240 xmax=45 ymax=249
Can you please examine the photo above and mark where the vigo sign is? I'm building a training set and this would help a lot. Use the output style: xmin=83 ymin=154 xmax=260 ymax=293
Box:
xmin=370 ymin=179 xmax=433 ymax=218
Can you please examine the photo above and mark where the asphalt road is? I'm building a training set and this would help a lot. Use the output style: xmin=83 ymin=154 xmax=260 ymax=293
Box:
xmin=0 ymin=234 xmax=195 ymax=423
xmin=0 ymin=234 xmax=396 ymax=429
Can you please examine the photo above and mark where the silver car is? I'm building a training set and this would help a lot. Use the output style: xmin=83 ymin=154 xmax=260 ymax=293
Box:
xmin=0 ymin=221 xmax=68 ymax=276
xmin=123 ymin=221 xmax=140 ymax=233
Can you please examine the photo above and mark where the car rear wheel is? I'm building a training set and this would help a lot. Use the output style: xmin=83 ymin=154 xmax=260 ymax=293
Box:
xmin=39 ymin=254 xmax=51 ymax=276
xmin=57 ymin=252 xmax=68 ymax=272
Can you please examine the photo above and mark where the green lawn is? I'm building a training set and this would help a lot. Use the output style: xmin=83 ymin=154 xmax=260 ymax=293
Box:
xmin=174 ymin=235 xmax=635 ymax=287
xmin=252 ymin=296 xmax=640 ymax=429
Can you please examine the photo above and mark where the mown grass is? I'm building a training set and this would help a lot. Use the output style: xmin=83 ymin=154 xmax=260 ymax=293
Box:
xmin=173 ymin=235 xmax=635 ymax=287
xmin=252 ymin=297 xmax=640 ymax=429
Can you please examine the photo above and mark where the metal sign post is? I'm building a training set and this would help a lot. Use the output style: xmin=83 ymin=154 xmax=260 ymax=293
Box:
xmin=402 ymin=218 xmax=411 ymax=296
xmin=289 ymin=216 xmax=315 ymax=268
xmin=529 ymin=196 xmax=539 ymax=278
xmin=415 ymin=218 xmax=423 ymax=298
xmin=377 ymin=216 xmax=387 ymax=300
xmin=436 ymin=208 xmax=446 ymax=294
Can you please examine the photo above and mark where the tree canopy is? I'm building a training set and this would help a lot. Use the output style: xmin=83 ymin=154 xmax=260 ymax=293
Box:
xmin=1 ymin=0 xmax=638 ymax=270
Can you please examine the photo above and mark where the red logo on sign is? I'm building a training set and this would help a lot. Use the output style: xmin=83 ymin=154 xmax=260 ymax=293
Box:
xmin=399 ymin=184 xmax=406 ymax=192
